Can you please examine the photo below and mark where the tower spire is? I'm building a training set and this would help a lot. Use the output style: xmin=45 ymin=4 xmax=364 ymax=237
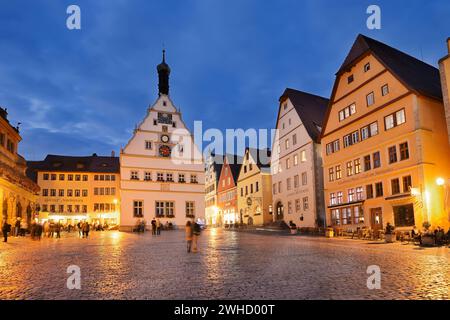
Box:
xmin=157 ymin=48 xmax=170 ymax=96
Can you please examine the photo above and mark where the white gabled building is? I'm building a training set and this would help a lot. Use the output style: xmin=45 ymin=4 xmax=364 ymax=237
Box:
xmin=271 ymin=88 xmax=328 ymax=228
xmin=120 ymin=51 xmax=204 ymax=231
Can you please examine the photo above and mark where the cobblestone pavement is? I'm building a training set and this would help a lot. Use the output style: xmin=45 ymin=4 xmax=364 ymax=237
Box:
xmin=0 ymin=229 xmax=448 ymax=300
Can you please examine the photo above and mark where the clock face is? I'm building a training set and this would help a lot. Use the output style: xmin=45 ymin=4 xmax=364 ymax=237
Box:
xmin=159 ymin=145 xmax=171 ymax=157
xmin=161 ymin=134 xmax=170 ymax=143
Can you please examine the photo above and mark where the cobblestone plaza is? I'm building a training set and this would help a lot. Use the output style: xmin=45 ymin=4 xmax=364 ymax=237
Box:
xmin=0 ymin=229 xmax=448 ymax=300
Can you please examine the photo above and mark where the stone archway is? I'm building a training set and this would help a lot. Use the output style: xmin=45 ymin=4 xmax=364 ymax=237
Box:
xmin=275 ymin=201 xmax=284 ymax=221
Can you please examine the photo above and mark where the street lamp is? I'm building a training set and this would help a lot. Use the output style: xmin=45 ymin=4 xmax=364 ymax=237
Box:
xmin=436 ymin=177 xmax=445 ymax=186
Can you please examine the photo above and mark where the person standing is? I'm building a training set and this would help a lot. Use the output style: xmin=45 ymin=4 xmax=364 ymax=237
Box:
xmin=14 ymin=218 xmax=21 ymax=237
xmin=36 ymin=223 xmax=43 ymax=240
xmin=185 ymin=221 xmax=193 ymax=253
xmin=192 ymin=220 xmax=201 ymax=253
xmin=151 ymin=218 xmax=157 ymax=236
xmin=2 ymin=221 xmax=11 ymax=242
xmin=156 ymin=219 xmax=161 ymax=236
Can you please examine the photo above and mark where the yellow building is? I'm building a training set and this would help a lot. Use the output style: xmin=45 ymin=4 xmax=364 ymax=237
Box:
xmin=321 ymin=34 xmax=450 ymax=232
xmin=438 ymin=37 xmax=450 ymax=220
xmin=439 ymin=38 xmax=450 ymax=146
xmin=237 ymin=148 xmax=272 ymax=226
xmin=0 ymin=107 xmax=40 ymax=226
xmin=26 ymin=154 xmax=120 ymax=226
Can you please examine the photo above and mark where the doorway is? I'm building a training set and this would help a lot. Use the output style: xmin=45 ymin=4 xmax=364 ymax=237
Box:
xmin=275 ymin=202 xmax=284 ymax=221
xmin=370 ymin=208 xmax=383 ymax=231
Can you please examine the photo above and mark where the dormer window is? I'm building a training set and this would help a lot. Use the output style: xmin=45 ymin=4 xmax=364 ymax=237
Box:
xmin=347 ymin=74 xmax=354 ymax=84
xmin=163 ymin=101 xmax=167 ymax=106
xmin=145 ymin=141 xmax=152 ymax=150
xmin=52 ymin=162 xmax=62 ymax=168
xmin=364 ymin=63 xmax=371 ymax=72
xmin=76 ymin=163 xmax=85 ymax=169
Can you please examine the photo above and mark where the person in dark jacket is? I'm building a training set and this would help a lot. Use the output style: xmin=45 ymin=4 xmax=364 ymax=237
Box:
xmin=151 ymin=218 xmax=156 ymax=235
xmin=2 ymin=221 xmax=11 ymax=242
xmin=82 ymin=222 xmax=90 ymax=238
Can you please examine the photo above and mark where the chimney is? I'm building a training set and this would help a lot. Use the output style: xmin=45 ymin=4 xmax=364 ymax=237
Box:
xmin=111 ymin=150 xmax=115 ymax=157
xmin=447 ymin=37 xmax=450 ymax=54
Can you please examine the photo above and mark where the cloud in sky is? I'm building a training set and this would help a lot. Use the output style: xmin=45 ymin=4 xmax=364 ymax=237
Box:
xmin=0 ymin=0 xmax=448 ymax=160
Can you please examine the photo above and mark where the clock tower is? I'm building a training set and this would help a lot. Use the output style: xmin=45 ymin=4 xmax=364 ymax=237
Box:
xmin=119 ymin=51 xmax=205 ymax=231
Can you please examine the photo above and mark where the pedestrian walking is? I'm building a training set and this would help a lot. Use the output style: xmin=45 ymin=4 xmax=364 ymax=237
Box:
xmin=185 ymin=221 xmax=193 ymax=253
xmin=2 ymin=221 xmax=11 ymax=242
xmin=77 ymin=221 xmax=83 ymax=238
xmin=43 ymin=221 xmax=49 ymax=237
xmin=21 ymin=220 xmax=28 ymax=237
xmin=82 ymin=222 xmax=90 ymax=238
xmin=55 ymin=222 xmax=61 ymax=239
xmin=192 ymin=220 xmax=201 ymax=253
xmin=14 ymin=218 xmax=21 ymax=237
xmin=156 ymin=219 xmax=161 ymax=236
xmin=30 ymin=221 xmax=36 ymax=240
xmin=49 ymin=221 xmax=55 ymax=238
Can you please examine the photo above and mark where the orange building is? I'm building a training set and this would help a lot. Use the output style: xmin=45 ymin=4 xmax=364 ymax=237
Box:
xmin=216 ymin=155 xmax=242 ymax=226
xmin=321 ymin=34 xmax=450 ymax=233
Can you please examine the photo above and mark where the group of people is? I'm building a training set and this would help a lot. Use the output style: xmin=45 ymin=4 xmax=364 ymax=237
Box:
xmin=410 ymin=225 xmax=450 ymax=245
xmin=76 ymin=221 xmax=91 ymax=238
xmin=1 ymin=218 xmax=109 ymax=242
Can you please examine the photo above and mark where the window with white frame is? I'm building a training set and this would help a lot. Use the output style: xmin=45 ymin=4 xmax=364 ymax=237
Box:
xmin=144 ymin=172 xmax=152 ymax=181
xmin=381 ymin=84 xmax=389 ymax=96
xmin=293 ymin=154 xmax=298 ymax=166
xmin=385 ymin=109 xmax=405 ymax=130
xmin=145 ymin=141 xmax=152 ymax=150
xmin=303 ymin=197 xmax=309 ymax=210
xmin=133 ymin=201 xmax=143 ymax=217
xmin=131 ymin=171 xmax=139 ymax=180
xmin=366 ymin=92 xmax=375 ymax=106
xmin=300 ymin=150 xmax=306 ymax=162
xmin=186 ymin=201 xmax=195 ymax=217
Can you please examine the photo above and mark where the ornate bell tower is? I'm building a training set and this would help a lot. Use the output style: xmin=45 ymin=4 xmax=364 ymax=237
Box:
xmin=157 ymin=49 xmax=171 ymax=96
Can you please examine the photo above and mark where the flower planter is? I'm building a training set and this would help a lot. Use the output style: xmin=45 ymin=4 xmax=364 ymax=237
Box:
xmin=325 ymin=229 xmax=334 ymax=238
xmin=385 ymin=234 xmax=396 ymax=243
xmin=421 ymin=235 xmax=435 ymax=246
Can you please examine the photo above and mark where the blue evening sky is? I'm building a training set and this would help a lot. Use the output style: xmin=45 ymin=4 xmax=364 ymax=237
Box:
xmin=0 ymin=0 xmax=449 ymax=160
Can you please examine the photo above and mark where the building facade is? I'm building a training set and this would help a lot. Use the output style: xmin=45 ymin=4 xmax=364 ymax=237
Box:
xmin=119 ymin=51 xmax=204 ymax=231
xmin=0 ymin=107 xmax=40 ymax=226
xmin=217 ymin=155 xmax=242 ymax=226
xmin=438 ymin=37 xmax=450 ymax=221
xmin=321 ymin=34 xmax=450 ymax=232
xmin=271 ymin=89 xmax=328 ymax=228
xmin=26 ymin=154 xmax=120 ymax=225
xmin=204 ymin=152 xmax=223 ymax=227
xmin=439 ymin=38 xmax=450 ymax=147
xmin=237 ymin=148 xmax=272 ymax=226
